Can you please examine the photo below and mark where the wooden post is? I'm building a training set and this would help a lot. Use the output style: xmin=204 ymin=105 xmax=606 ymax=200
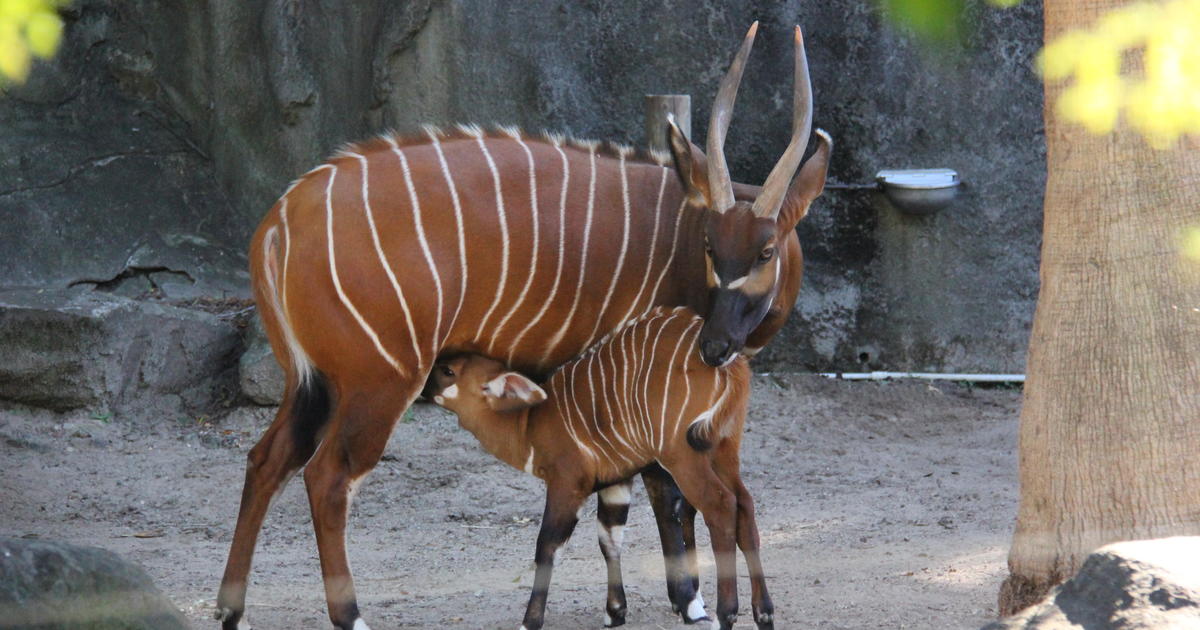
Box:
xmin=644 ymin=94 xmax=691 ymax=152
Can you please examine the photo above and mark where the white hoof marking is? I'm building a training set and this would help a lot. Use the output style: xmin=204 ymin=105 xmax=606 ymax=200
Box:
xmin=352 ymin=619 xmax=372 ymax=630
xmin=687 ymin=597 xmax=707 ymax=622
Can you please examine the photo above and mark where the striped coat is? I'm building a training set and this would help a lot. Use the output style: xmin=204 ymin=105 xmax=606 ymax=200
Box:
xmin=254 ymin=124 xmax=798 ymax=388
xmin=425 ymin=306 xmax=760 ymax=630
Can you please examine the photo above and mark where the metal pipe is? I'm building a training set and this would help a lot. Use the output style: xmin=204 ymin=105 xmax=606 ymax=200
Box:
xmin=815 ymin=371 xmax=1025 ymax=383
xmin=823 ymin=181 xmax=880 ymax=191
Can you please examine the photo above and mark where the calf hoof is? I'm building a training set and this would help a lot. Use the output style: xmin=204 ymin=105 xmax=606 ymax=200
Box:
xmin=215 ymin=606 xmax=242 ymax=630
xmin=712 ymin=611 xmax=737 ymax=630
xmin=603 ymin=607 xmax=626 ymax=627
xmin=680 ymin=594 xmax=708 ymax=624
xmin=754 ymin=610 xmax=774 ymax=629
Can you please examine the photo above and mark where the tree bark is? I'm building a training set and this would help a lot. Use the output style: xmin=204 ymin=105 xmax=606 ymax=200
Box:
xmin=998 ymin=0 xmax=1200 ymax=616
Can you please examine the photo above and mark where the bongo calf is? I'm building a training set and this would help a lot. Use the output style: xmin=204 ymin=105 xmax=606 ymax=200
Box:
xmin=426 ymin=307 xmax=771 ymax=630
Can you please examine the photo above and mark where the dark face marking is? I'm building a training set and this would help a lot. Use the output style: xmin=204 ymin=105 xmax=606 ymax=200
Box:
xmin=698 ymin=203 xmax=781 ymax=366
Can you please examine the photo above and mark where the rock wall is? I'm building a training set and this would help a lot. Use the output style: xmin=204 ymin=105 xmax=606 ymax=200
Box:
xmin=6 ymin=0 xmax=1045 ymax=374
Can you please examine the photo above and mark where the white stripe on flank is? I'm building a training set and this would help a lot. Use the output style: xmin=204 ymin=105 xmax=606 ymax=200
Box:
xmin=323 ymin=165 xmax=406 ymax=375
xmin=616 ymin=166 xmax=669 ymax=326
xmin=581 ymin=153 xmax=633 ymax=350
xmin=657 ymin=317 xmax=696 ymax=451
xmin=668 ymin=323 xmax=704 ymax=446
xmin=426 ymin=129 xmax=469 ymax=343
xmin=517 ymin=142 xmax=571 ymax=368
xmin=638 ymin=312 xmax=669 ymax=444
xmin=613 ymin=330 xmax=643 ymax=454
xmin=634 ymin=312 xmax=667 ymax=448
xmin=582 ymin=358 xmax=623 ymax=471
xmin=631 ymin=316 xmax=658 ymax=447
xmin=472 ymin=136 xmax=511 ymax=343
xmin=387 ymin=138 xmax=445 ymax=358
xmin=648 ymin=199 xmax=688 ymax=303
xmin=542 ymin=146 xmax=598 ymax=362
xmin=556 ymin=368 xmax=601 ymax=465
xmin=271 ymin=198 xmax=314 ymax=383
xmin=584 ymin=355 xmax=627 ymax=469
xmin=352 ymin=153 xmax=423 ymax=370
xmin=494 ymin=135 xmax=540 ymax=350
xmin=593 ymin=342 xmax=637 ymax=466
xmin=642 ymin=312 xmax=681 ymax=450
xmin=613 ymin=326 xmax=636 ymax=448
xmin=279 ymin=198 xmax=292 ymax=317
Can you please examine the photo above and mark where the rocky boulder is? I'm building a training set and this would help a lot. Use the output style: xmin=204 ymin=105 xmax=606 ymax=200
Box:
xmin=0 ymin=538 xmax=190 ymax=630
xmin=0 ymin=288 xmax=242 ymax=416
xmin=984 ymin=537 xmax=1200 ymax=629
xmin=238 ymin=315 xmax=285 ymax=406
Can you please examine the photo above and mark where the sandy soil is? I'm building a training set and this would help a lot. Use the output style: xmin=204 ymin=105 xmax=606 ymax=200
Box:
xmin=0 ymin=374 xmax=1019 ymax=629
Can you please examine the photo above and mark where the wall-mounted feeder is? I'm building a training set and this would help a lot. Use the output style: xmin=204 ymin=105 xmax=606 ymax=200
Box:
xmin=875 ymin=168 xmax=960 ymax=215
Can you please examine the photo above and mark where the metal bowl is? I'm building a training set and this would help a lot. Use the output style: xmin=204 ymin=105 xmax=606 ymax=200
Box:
xmin=876 ymin=168 xmax=960 ymax=215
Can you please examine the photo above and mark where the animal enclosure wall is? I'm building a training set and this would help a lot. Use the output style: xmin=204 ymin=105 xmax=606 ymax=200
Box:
xmin=2 ymin=0 xmax=1044 ymax=373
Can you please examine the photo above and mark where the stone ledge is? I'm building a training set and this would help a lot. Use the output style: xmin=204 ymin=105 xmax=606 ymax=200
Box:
xmin=0 ymin=288 xmax=241 ymax=416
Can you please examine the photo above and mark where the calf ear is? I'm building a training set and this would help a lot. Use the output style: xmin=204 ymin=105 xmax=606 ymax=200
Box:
xmin=778 ymin=128 xmax=831 ymax=229
xmin=484 ymin=372 xmax=547 ymax=413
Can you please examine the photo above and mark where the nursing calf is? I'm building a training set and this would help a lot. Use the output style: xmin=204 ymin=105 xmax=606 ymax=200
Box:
xmin=426 ymin=307 xmax=771 ymax=630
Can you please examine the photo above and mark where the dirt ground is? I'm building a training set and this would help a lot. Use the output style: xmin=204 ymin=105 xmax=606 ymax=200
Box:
xmin=0 ymin=373 xmax=1020 ymax=629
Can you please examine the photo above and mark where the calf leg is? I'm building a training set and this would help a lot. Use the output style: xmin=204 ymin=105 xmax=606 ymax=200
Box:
xmin=661 ymin=457 xmax=739 ymax=630
xmin=734 ymin=480 xmax=773 ymax=629
xmin=680 ymin=500 xmax=702 ymax=610
xmin=597 ymin=481 xmax=633 ymax=627
xmin=713 ymin=442 xmax=774 ymax=629
xmin=641 ymin=465 xmax=706 ymax=623
xmin=522 ymin=480 xmax=589 ymax=630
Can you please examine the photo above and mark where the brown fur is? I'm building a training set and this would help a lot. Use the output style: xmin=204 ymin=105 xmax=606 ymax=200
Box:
xmin=426 ymin=306 xmax=768 ymax=629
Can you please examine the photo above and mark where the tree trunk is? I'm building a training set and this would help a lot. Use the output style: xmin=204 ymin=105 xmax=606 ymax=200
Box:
xmin=998 ymin=0 xmax=1200 ymax=616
